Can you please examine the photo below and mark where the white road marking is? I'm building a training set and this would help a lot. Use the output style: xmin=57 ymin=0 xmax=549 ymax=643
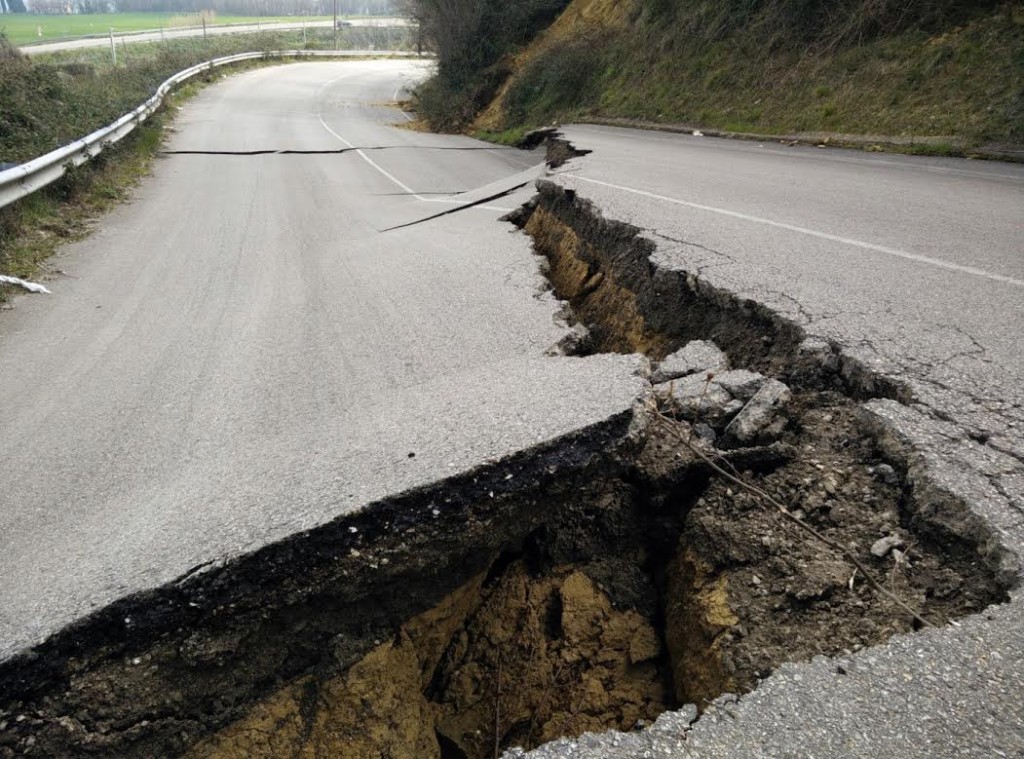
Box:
xmin=316 ymin=74 xmax=515 ymax=215
xmin=574 ymin=175 xmax=1024 ymax=288
xmin=392 ymin=84 xmax=414 ymax=121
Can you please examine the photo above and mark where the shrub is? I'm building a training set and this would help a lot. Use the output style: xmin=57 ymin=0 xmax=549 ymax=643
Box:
xmin=402 ymin=0 xmax=571 ymax=129
xmin=503 ymin=33 xmax=607 ymax=126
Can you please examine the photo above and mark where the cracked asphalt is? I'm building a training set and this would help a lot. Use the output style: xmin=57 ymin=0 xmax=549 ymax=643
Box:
xmin=0 ymin=62 xmax=647 ymax=662
xmin=510 ymin=125 xmax=1024 ymax=757
xmin=3 ymin=65 xmax=1023 ymax=757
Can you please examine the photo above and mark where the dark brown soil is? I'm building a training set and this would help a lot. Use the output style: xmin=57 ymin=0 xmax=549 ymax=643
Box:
xmin=660 ymin=393 xmax=999 ymax=707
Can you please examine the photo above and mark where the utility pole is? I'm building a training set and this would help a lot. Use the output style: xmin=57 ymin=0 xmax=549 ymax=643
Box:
xmin=333 ymin=0 xmax=337 ymax=51
xmin=109 ymin=28 xmax=116 ymax=65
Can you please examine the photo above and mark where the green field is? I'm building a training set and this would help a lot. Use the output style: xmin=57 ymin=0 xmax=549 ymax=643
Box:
xmin=0 ymin=13 xmax=333 ymax=45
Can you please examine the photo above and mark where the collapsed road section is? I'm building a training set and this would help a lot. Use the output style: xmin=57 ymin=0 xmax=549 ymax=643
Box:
xmin=1 ymin=142 xmax=1019 ymax=759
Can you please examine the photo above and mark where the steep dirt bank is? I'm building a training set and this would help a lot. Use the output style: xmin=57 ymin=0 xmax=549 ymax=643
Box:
xmin=469 ymin=0 xmax=1023 ymax=154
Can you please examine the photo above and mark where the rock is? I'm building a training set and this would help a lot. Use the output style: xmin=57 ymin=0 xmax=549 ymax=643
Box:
xmin=651 ymin=340 xmax=729 ymax=384
xmin=871 ymin=463 xmax=899 ymax=485
xmin=722 ymin=379 xmax=792 ymax=446
xmin=693 ymin=423 xmax=717 ymax=444
xmin=798 ymin=337 xmax=840 ymax=369
xmin=655 ymin=373 xmax=735 ymax=426
xmin=714 ymin=369 xmax=769 ymax=401
xmin=722 ymin=399 xmax=746 ymax=418
xmin=870 ymin=534 xmax=904 ymax=558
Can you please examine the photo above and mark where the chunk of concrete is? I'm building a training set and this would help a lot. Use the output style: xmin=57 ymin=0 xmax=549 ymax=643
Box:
xmin=714 ymin=369 xmax=769 ymax=401
xmin=652 ymin=340 xmax=729 ymax=384
xmin=546 ymin=323 xmax=591 ymax=356
xmin=723 ymin=378 xmax=792 ymax=446
xmin=655 ymin=373 xmax=736 ymax=426
xmin=870 ymin=534 xmax=905 ymax=558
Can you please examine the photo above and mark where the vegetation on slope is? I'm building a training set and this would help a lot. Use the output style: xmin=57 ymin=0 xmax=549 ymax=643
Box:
xmin=413 ymin=0 xmax=1024 ymax=148
xmin=402 ymin=0 xmax=571 ymax=129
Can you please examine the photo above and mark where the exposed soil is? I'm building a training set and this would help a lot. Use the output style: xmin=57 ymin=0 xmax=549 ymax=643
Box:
xmin=665 ymin=394 xmax=999 ymax=707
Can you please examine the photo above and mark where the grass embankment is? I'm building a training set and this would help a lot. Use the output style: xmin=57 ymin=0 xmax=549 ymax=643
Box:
xmin=1 ymin=13 xmax=333 ymax=45
xmin=0 ymin=28 xmax=414 ymax=299
xmin=418 ymin=0 xmax=1024 ymax=151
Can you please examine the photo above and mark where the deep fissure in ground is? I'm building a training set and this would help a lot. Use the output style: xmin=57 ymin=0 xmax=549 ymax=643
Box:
xmin=0 ymin=160 xmax=1014 ymax=759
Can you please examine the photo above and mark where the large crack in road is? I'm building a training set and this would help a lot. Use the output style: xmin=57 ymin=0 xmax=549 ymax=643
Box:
xmin=1 ymin=136 xmax=1018 ymax=758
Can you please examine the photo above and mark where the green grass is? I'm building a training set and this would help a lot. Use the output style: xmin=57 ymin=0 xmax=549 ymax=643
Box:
xmin=0 ymin=13 xmax=334 ymax=45
xmin=471 ymin=126 xmax=533 ymax=146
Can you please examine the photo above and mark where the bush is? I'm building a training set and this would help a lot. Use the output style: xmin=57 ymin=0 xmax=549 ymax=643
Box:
xmin=403 ymin=0 xmax=571 ymax=129
xmin=0 ymin=30 xmax=304 ymax=164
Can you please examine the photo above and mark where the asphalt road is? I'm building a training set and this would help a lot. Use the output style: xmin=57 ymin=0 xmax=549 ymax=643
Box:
xmin=0 ymin=61 xmax=646 ymax=660
xmin=555 ymin=125 xmax=1024 ymax=397
xmin=19 ymin=17 xmax=410 ymax=55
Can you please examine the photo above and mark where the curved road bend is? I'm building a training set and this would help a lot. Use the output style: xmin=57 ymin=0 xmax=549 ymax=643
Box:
xmin=0 ymin=60 xmax=645 ymax=660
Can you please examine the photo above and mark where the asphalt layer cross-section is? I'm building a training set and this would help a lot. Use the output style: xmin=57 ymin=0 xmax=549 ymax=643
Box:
xmin=513 ymin=125 xmax=1024 ymax=758
xmin=0 ymin=61 xmax=647 ymax=662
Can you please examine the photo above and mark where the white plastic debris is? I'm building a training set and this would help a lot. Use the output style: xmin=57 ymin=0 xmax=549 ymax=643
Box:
xmin=0 ymin=275 xmax=51 ymax=294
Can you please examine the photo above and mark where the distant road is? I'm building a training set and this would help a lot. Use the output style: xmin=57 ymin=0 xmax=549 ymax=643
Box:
xmin=19 ymin=17 xmax=413 ymax=55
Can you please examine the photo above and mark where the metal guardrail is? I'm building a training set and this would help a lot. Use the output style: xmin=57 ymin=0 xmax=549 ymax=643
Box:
xmin=0 ymin=50 xmax=410 ymax=210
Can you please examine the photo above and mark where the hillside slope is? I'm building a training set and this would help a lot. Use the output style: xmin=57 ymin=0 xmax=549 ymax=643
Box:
xmin=466 ymin=0 xmax=1024 ymax=151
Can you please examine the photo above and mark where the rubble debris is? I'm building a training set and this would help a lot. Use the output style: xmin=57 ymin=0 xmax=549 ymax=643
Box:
xmin=871 ymin=534 xmax=905 ymax=558
xmin=0 ymin=275 xmax=50 ymax=294
xmin=714 ymin=369 xmax=769 ymax=401
xmin=547 ymin=323 xmax=592 ymax=356
xmin=722 ymin=379 xmax=793 ymax=447
xmin=651 ymin=340 xmax=730 ymax=384
xmin=655 ymin=374 xmax=736 ymax=426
